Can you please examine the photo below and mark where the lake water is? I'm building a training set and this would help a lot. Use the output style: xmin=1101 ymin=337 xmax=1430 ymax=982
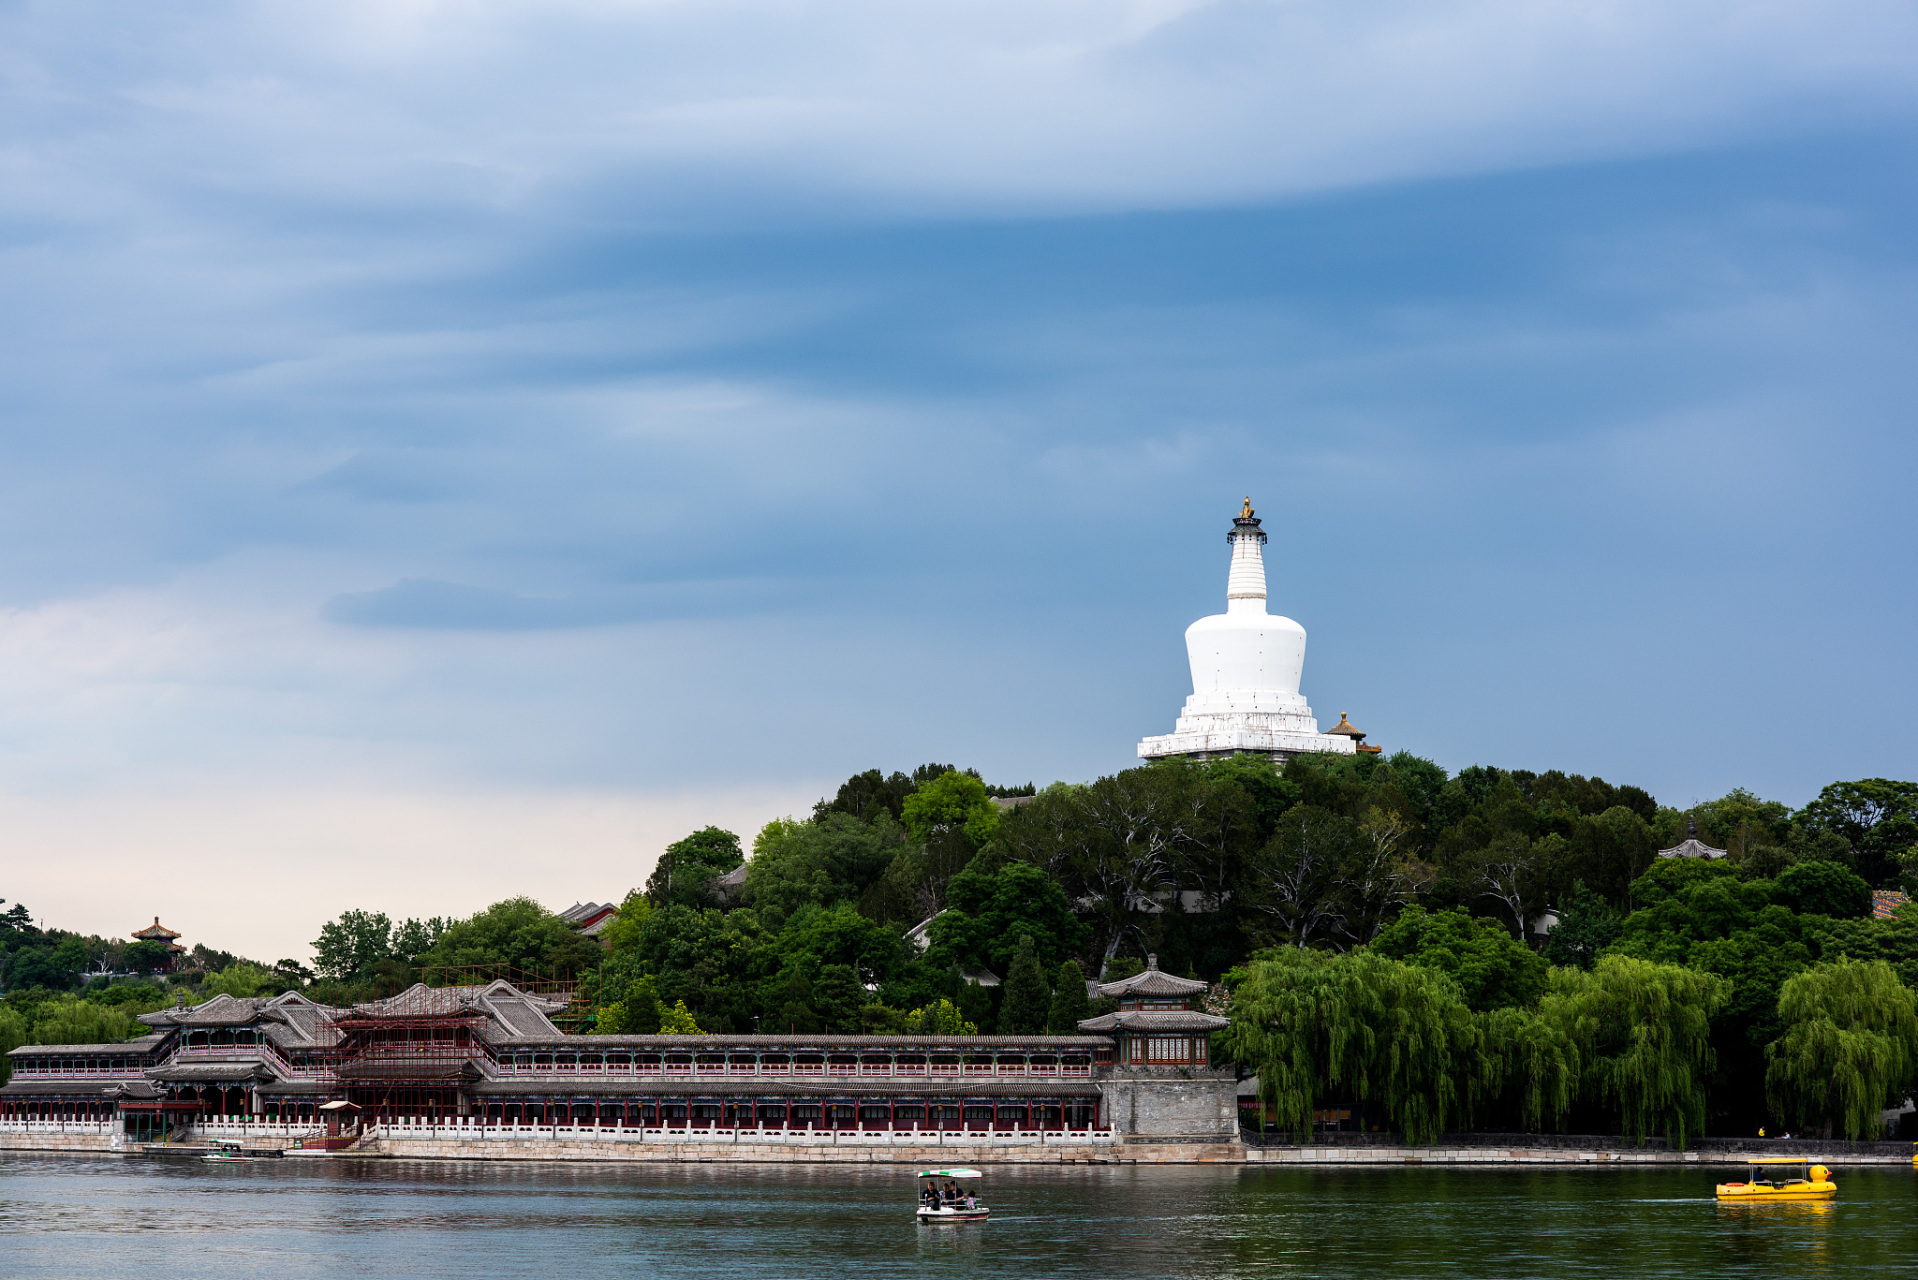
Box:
xmin=2 ymin=1154 xmax=1912 ymax=1279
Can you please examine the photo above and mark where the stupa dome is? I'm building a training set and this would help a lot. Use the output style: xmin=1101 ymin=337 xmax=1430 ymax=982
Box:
xmin=1137 ymin=499 xmax=1356 ymax=763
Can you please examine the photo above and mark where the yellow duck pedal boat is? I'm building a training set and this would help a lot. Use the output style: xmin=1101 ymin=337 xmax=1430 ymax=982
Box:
xmin=1716 ymin=1158 xmax=1836 ymax=1200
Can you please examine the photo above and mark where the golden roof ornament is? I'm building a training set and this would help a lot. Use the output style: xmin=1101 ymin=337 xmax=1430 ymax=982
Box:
xmin=1239 ymin=497 xmax=1254 ymax=519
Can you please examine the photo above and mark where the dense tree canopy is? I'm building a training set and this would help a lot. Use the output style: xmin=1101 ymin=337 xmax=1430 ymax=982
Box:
xmin=13 ymin=754 xmax=1915 ymax=1145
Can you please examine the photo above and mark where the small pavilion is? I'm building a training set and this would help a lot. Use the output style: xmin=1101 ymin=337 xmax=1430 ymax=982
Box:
xmin=1077 ymin=956 xmax=1228 ymax=1067
xmin=1324 ymin=713 xmax=1382 ymax=756
xmin=130 ymin=917 xmax=187 ymax=973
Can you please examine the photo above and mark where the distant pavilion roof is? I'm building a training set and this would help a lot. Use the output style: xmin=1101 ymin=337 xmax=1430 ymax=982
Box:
xmin=131 ymin=916 xmax=181 ymax=941
xmin=1658 ymin=818 xmax=1727 ymax=860
xmin=1325 ymin=713 xmax=1366 ymax=742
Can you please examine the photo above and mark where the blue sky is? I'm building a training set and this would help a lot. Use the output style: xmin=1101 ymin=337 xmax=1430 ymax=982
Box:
xmin=1 ymin=0 xmax=1915 ymax=961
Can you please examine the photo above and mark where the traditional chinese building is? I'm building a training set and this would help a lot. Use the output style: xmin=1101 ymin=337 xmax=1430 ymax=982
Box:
xmin=130 ymin=917 xmax=187 ymax=974
xmin=1076 ymin=957 xmax=1236 ymax=1138
xmin=3 ymin=979 xmax=1248 ymax=1143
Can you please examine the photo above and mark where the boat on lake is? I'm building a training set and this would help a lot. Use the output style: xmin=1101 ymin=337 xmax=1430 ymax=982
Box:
xmin=202 ymin=1139 xmax=265 ymax=1164
xmin=1715 ymin=1158 xmax=1835 ymax=1201
xmin=916 ymin=1168 xmax=989 ymax=1222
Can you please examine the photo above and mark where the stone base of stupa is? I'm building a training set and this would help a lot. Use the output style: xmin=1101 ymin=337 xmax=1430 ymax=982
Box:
xmin=1137 ymin=701 xmax=1357 ymax=763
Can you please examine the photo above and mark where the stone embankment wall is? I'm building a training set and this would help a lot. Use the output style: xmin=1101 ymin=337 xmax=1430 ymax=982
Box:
xmin=0 ymin=1132 xmax=120 ymax=1154
xmin=4 ymin=1129 xmax=1910 ymax=1166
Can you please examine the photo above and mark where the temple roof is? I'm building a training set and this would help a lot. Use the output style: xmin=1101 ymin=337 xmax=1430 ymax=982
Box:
xmin=130 ymin=916 xmax=181 ymax=940
xmin=147 ymin=1062 xmax=275 ymax=1083
xmin=0 ymin=1079 xmax=155 ymax=1098
xmin=1076 ymin=1009 xmax=1229 ymax=1033
xmin=1657 ymin=817 xmax=1727 ymax=860
xmin=469 ymin=1078 xmax=1103 ymax=1098
xmin=1095 ymin=955 xmax=1208 ymax=999
xmin=1324 ymin=713 xmax=1366 ymax=741
xmin=569 ymin=1034 xmax=1109 ymax=1049
xmin=8 ymin=1034 xmax=167 ymax=1058
xmin=561 ymin=901 xmax=620 ymax=934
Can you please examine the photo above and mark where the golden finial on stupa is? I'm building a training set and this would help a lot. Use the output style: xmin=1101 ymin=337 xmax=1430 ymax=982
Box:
xmin=1239 ymin=497 xmax=1254 ymax=519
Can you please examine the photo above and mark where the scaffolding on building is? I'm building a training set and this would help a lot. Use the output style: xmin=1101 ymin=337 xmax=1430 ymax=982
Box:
xmin=324 ymin=987 xmax=495 ymax=1122
xmin=420 ymin=964 xmax=594 ymax=1032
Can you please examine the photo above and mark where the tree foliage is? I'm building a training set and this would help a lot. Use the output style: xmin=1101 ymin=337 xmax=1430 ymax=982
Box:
xmin=1370 ymin=906 xmax=1547 ymax=1011
xmin=1543 ymin=955 xmax=1728 ymax=1146
xmin=644 ymin=826 xmax=745 ymax=908
xmin=1048 ymin=959 xmax=1091 ymax=1034
xmin=413 ymin=898 xmax=603 ymax=978
xmin=1766 ymin=958 xmax=1918 ymax=1138
xmin=901 ymin=770 xmax=1001 ymax=848
xmin=1797 ymin=778 xmax=1918 ymax=888
xmin=1223 ymin=948 xmax=1485 ymax=1144
xmin=997 ymin=936 xmax=1051 ymax=1035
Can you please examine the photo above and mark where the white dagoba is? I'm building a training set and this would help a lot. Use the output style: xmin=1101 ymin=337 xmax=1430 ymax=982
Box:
xmin=1137 ymin=499 xmax=1356 ymax=763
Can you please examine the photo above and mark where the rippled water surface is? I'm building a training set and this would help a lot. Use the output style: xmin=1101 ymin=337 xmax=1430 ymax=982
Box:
xmin=2 ymin=1154 xmax=1912 ymax=1278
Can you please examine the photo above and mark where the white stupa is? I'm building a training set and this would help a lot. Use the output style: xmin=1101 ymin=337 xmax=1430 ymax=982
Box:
xmin=1137 ymin=499 xmax=1356 ymax=763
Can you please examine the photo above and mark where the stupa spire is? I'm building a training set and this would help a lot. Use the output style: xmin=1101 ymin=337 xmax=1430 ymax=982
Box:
xmin=1226 ymin=497 xmax=1267 ymax=610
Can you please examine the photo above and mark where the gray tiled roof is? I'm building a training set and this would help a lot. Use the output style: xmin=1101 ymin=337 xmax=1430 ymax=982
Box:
xmin=563 ymin=1034 xmax=1109 ymax=1049
xmin=1095 ymin=955 xmax=1208 ymax=999
xmin=470 ymin=1078 xmax=1102 ymax=1098
xmin=146 ymin=1062 xmax=275 ymax=1083
xmin=7 ymin=1034 xmax=166 ymax=1058
xmin=1076 ymin=1009 xmax=1228 ymax=1033
xmin=0 ymin=1079 xmax=143 ymax=1097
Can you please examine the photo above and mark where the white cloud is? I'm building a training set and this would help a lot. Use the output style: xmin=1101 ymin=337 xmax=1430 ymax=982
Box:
xmin=2 ymin=0 xmax=1914 ymax=225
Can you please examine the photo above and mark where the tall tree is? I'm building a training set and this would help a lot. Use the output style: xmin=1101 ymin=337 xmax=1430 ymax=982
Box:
xmin=926 ymin=862 xmax=1088 ymax=975
xmin=811 ymin=964 xmax=866 ymax=1033
xmin=311 ymin=909 xmax=394 ymax=982
xmin=1223 ymin=948 xmax=1485 ymax=1144
xmin=901 ymin=770 xmax=1001 ymax=848
xmin=1767 ymin=958 xmax=1918 ymax=1139
xmin=1797 ymin=778 xmax=1918 ymax=888
xmin=1539 ymin=882 xmax=1623 ymax=970
xmin=644 ymin=827 xmax=745 ymax=908
xmin=1369 ymin=906 xmax=1547 ymax=1012
xmin=1240 ymin=806 xmax=1357 ymax=950
xmin=997 ymin=936 xmax=1051 ymax=1035
xmin=1048 ymin=959 xmax=1092 ymax=1034
xmin=412 ymin=898 xmax=602 ymax=979
xmin=1542 ymin=955 xmax=1728 ymax=1146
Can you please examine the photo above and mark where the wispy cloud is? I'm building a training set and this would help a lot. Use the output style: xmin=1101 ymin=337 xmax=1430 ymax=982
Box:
xmin=0 ymin=1 xmax=1913 ymax=951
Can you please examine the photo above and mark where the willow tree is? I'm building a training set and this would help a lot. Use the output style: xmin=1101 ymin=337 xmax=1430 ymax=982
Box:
xmin=1541 ymin=955 xmax=1728 ymax=1147
xmin=1481 ymin=1005 xmax=1579 ymax=1133
xmin=1223 ymin=949 xmax=1483 ymax=1144
xmin=1767 ymin=958 xmax=1918 ymax=1139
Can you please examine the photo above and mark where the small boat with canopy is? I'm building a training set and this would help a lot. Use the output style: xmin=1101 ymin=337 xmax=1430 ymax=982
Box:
xmin=202 ymin=1138 xmax=264 ymax=1163
xmin=1715 ymin=1158 xmax=1836 ymax=1200
xmin=916 ymin=1168 xmax=989 ymax=1221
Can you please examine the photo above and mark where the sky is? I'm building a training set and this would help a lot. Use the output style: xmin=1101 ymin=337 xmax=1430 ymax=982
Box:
xmin=1 ymin=0 xmax=1916 ymax=965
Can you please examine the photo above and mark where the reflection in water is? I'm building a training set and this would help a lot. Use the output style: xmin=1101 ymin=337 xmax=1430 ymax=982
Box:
xmin=0 ymin=1155 xmax=1910 ymax=1280
xmin=1718 ymin=1197 xmax=1837 ymax=1276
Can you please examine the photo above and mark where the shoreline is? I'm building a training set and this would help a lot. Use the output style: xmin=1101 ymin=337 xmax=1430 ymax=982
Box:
xmin=6 ymin=1132 xmax=1914 ymax=1166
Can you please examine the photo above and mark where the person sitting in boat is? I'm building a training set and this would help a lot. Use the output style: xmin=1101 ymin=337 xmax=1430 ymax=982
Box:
xmin=944 ymin=1181 xmax=959 ymax=1204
